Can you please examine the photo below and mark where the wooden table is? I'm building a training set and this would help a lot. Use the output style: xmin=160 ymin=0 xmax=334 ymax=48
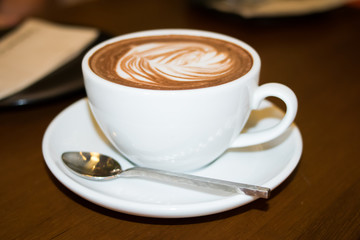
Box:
xmin=1 ymin=1 xmax=359 ymax=239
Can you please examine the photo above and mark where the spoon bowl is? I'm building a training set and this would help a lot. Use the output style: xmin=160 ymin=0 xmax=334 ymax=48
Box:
xmin=62 ymin=151 xmax=122 ymax=180
xmin=62 ymin=151 xmax=270 ymax=199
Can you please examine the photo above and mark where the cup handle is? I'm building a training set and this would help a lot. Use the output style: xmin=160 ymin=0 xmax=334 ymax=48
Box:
xmin=230 ymin=83 xmax=298 ymax=148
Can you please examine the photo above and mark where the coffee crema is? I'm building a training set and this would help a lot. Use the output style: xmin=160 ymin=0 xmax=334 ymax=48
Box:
xmin=89 ymin=35 xmax=253 ymax=90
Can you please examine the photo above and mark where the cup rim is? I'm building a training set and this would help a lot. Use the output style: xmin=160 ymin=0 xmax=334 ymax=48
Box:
xmin=82 ymin=29 xmax=261 ymax=92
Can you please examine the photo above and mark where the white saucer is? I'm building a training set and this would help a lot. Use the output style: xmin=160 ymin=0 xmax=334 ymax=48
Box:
xmin=42 ymin=98 xmax=302 ymax=218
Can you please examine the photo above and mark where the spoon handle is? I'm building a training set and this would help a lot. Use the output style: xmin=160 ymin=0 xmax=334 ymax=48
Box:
xmin=122 ymin=167 xmax=270 ymax=199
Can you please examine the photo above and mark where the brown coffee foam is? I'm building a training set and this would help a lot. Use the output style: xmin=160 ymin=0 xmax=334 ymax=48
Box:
xmin=89 ymin=35 xmax=253 ymax=90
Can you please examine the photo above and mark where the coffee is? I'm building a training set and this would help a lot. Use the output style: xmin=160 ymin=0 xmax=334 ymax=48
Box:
xmin=89 ymin=35 xmax=253 ymax=90
xmin=83 ymin=30 xmax=297 ymax=171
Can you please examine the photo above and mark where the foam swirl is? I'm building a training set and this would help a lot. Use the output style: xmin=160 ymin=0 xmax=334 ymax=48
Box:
xmin=116 ymin=42 xmax=234 ymax=86
xmin=89 ymin=35 xmax=253 ymax=90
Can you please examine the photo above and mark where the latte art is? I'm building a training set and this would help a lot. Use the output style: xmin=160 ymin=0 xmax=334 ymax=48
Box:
xmin=116 ymin=42 xmax=234 ymax=85
xmin=89 ymin=35 xmax=253 ymax=90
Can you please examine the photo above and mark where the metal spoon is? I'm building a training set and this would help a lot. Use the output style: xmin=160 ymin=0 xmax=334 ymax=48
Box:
xmin=62 ymin=151 xmax=270 ymax=198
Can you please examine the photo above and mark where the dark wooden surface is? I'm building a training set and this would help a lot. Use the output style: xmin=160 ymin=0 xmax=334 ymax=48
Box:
xmin=1 ymin=1 xmax=359 ymax=239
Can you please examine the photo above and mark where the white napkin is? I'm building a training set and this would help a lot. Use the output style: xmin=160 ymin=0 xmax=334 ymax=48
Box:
xmin=0 ymin=18 xmax=99 ymax=100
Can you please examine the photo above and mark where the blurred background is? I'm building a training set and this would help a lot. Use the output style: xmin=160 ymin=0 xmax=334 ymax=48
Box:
xmin=1 ymin=0 xmax=359 ymax=106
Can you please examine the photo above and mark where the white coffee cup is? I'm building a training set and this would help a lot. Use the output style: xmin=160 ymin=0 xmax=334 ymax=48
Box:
xmin=82 ymin=29 xmax=297 ymax=172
